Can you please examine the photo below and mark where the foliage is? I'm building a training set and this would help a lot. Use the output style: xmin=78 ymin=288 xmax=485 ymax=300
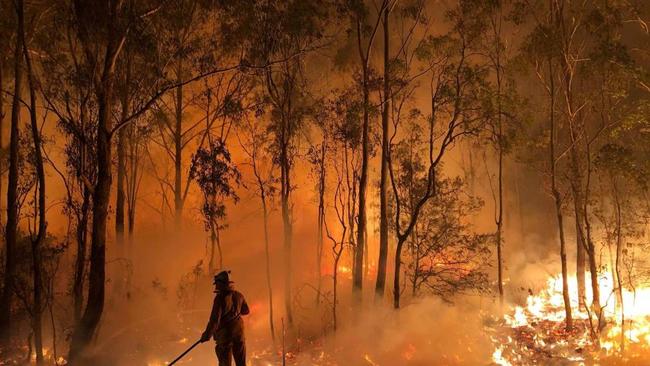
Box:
xmin=190 ymin=140 xmax=241 ymax=231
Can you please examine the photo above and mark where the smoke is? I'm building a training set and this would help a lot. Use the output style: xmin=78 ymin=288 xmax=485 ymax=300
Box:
xmin=299 ymin=298 xmax=496 ymax=366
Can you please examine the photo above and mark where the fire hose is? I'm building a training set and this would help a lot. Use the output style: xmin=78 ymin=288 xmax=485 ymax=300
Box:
xmin=168 ymin=339 xmax=201 ymax=365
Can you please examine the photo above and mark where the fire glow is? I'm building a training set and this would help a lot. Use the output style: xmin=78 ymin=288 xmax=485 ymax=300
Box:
xmin=492 ymin=272 xmax=650 ymax=365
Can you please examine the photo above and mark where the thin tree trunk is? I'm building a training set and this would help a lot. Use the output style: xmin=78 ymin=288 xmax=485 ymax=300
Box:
xmin=376 ymin=4 xmax=390 ymax=300
xmin=316 ymin=144 xmax=325 ymax=305
xmin=116 ymin=111 xmax=127 ymax=247
xmin=495 ymin=49 xmax=505 ymax=307
xmin=126 ymin=130 xmax=138 ymax=242
xmin=69 ymin=73 xmax=114 ymax=363
xmin=393 ymin=237 xmax=405 ymax=308
xmin=612 ymin=178 xmax=624 ymax=353
xmin=548 ymin=59 xmax=572 ymax=331
xmin=332 ymin=266 xmax=338 ymax=330
xmin=281 ymin=137 xmax=293 ymax=326
xmin=573 ymin=192 xmax=586 ymax=309
xmin=0 ymin=0 xmax=24 ymax=342
xmin=354 ymin=56 xmax=370 ymax=300
xmin=73 ymin=189 xmax=90 ymax=322
xmin=352 ymin=1 xmax=388 ymax=298
xmin=0 ymin=60 xmax=4 ymax=228
xmin=115 ymin=53 xmax=130 ymax=298
xmin=209 ymin=220 xmax=216 ymax=274
xmin=174 ymin=61 xmax=183 ymax=228
xmin=23 ymin=9 xmax=45 ymax=362
xmin=216 ymin=223 xmax=222 ymax=269
xmin=261 ymin=192 xmax=275 ymax=341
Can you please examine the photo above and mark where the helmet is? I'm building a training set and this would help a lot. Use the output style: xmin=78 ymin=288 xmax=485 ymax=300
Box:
xmin=213 ymin=270 xmax=233 ymax=286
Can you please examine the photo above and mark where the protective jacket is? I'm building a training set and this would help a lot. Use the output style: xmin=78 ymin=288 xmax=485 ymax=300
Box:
xmin=203 ymin=289 xmax=249 ymax=366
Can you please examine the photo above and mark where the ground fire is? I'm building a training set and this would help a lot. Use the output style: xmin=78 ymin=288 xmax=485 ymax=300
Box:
xmin=491 ymin=272 xmax=650 ymax=365
xmin=0 ymin=0 xmax=649 ymax=365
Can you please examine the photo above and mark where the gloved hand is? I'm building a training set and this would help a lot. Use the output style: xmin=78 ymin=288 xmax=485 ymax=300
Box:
xmin=200 ymin=331 xmax=211 ymax=343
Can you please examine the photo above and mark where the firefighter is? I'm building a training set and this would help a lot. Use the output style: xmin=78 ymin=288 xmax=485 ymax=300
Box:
xmin=200 ymin=270 xmax=250 ymax=366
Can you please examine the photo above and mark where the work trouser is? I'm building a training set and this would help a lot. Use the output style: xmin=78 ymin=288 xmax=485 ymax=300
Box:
xmin=214 ymin=319 xmax=246 ymax=366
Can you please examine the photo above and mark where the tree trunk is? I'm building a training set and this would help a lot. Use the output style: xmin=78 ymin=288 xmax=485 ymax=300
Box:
xmin=261 ymin=192 xmax=275 ymax=341
xmin=548 ymin=59 xmax=572 ymax=331
xmin=116 ymin=126 xmax=126 ymax=247
xmin=354 ymin=63 xmax=370 ymax=300
xmin=573 ymin=193 xmax=586 ymax=309
xmin=612 ymin=179 xmax=624 ymax=353
xmin=552 ymin=189 xmax=573 ymax=331
xmin=0 ymin=59 xmax=4 ymax=228
xmin=69 ymin=79 xmax=114 ymax=362
xmin=281 ymin=136 xmax=293 ymax=326
xmin=0 ymin=0 xmax=24 ymax=342
xmin=209 ymin=220 xmax=217 ymax=274
xmin=316 ymin=144 xmax=325 ymax=305
xmin=393 ymin=237 xmax=405 ymax=308
xmin=73 ymin=189 xmax=90 ymax=322
xmin=492 ymin=8 xmax=506 ymax=304
xmin=23 ymin=6 xmax=45 ymax=362
xmin=333 ymin=255 xmax=339 ymax=331
xmin=375 ymin=4 xmax=390 ymax=300
xmin=115 ymin=54 xmax=130 ymax=297
xmin=174 ymin=61 xmax=183 ymax=228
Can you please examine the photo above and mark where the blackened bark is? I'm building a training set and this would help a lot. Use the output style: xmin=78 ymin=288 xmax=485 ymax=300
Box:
xmin=261 ymin=191 xmax=275 ymax=340
xmin=116 ymin=77 xmax=128 ymax=247
xmin=316 ymin=144 xmax=325 ymax=305
xmin=73 ymin=188 xmax=90 ymax=322
xmin=548 ymin=59 xmax=572 ymax=331
xmin=354 ymin=33 xmax=370 ymax=301
xmin=0 ymin=0 xmax=24 ymax=342
xmin=573 ymin=194 xmax=586 ymax=308
xmin=69 ymin=92 xmax=112 ymax=360
xmin=281 ymin=130 xmax=293 ymax=325
xmin=23 ymin=16 xmax=46 ymax=361
xmin=174 ymin=61 xmax=183 ymax=228
xmin=375 ymin=5 xmax=390 ymax=299
xmin=393 ymin=237 xmax=405 ymax=308
xmin=68 ymin=0 xmax=125 ymax=357
xmin=0 ymin=59 xmax=4 ymax=228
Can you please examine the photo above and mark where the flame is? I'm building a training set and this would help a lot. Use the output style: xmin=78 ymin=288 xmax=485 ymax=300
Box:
xmin=339 ymin=265 xmax=352 ymax=274
xmin=402 ymin=343 xmax=416 ymax=361
xmin=492 ymin=271 xmax=650 ymax=364
xmin=363 ymin=353 xmax=378 ymax=365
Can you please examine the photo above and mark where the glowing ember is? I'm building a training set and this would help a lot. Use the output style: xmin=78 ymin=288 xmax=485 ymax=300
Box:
xmin=402 ymin=343 xmax=416 ymax=361
xmin=491 ymin=272 xmax=650 ymax=364
xmin=363 ymin=353 xmax=378 ymax=365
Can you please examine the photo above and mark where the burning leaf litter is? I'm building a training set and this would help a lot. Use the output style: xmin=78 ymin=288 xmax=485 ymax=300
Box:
xmin=489 ymin=273 xmax=650 ymax=365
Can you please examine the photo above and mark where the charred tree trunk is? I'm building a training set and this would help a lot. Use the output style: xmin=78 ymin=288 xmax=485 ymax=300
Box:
xmin=316 ymin=144 xmax=325 ymax=305
xmin=496 ymin=150 xmax=504 ymax=304
xmin=68 ymin=0 xmax=130 ymax=357
xmin=0 ymin=0 xmax=24 ymax=342
xmin=116 ymin=121 xmax=126 ymax=248
xmin=70 ymin=94 xmax=112 ymax=360
xmin=548 ymin=59 xmax=572 ymax=331
xmin=354 ymin=24 xmax=371 ymax=301
xmin=0 ymin=59 xmax=4 ymax=228
xmin=69 ymin=65 xmax=115 ymax=362
xmin=174 ymin=61 xmax=183 ymax=228
xmin=115 ymin=53 xmax=130 ymax=298
xmin=376 ymin=5 xmax=390 ymax=300
xmin=23 ymin=7 xmax=45 ymax=362
xmin=260 ymin=190 xmax=275 ymax=341
xmin=73 ymin=188 xmax=90 ymax=322
xmin=611 ymin=177 xmax=624 ymax=353
xmin=393 ymin=237 xmax=406 ymax=308
xmin=280 ymin=130 xmax=293 ymax=326
xmin=573 ymin=191 xmax=586 ymax=309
